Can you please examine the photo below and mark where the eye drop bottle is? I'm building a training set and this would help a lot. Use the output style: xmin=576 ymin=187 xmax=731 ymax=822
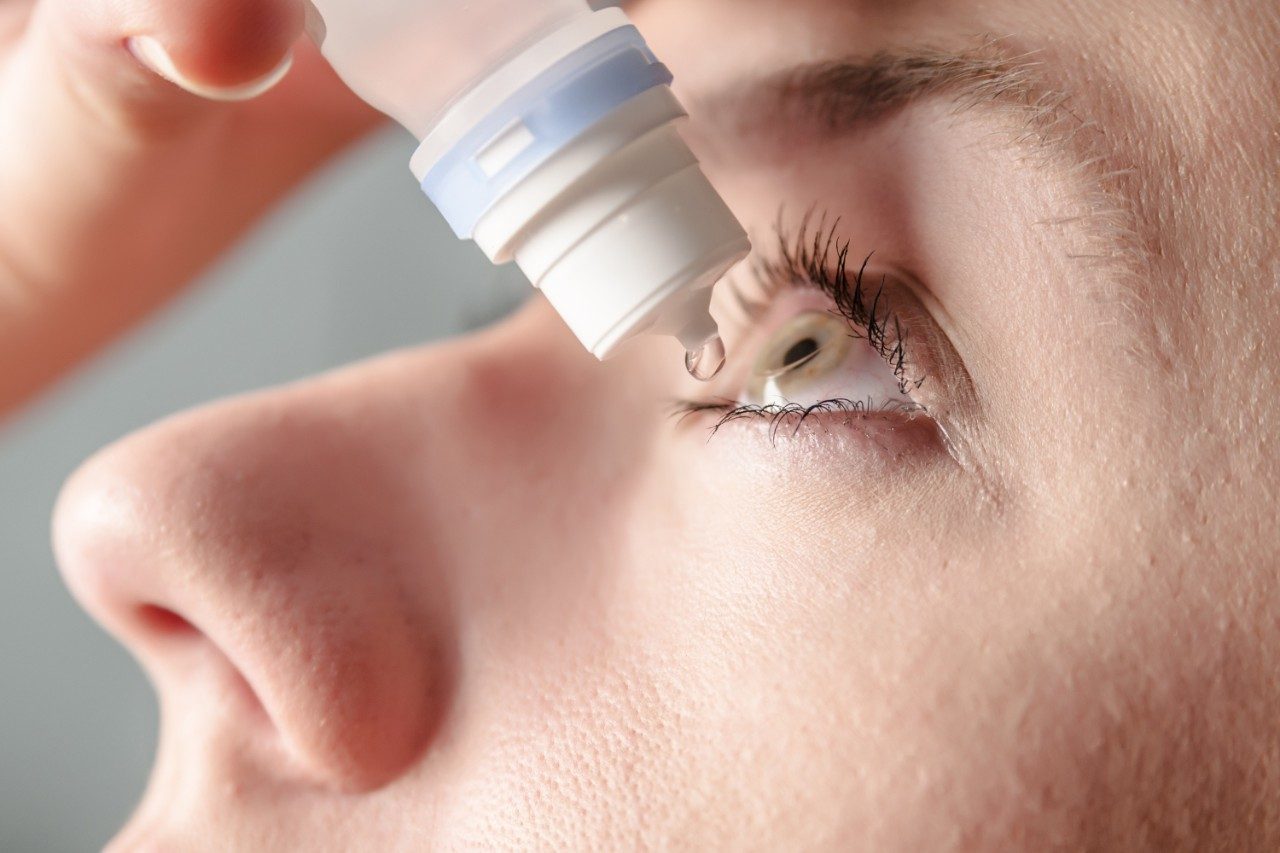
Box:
xmin=303 ymin=0 xmax=750 ymax=376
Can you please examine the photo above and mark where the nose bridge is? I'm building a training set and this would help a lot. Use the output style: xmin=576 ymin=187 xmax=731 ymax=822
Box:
xmin=410 ymin=298 xmax=626 ymax=512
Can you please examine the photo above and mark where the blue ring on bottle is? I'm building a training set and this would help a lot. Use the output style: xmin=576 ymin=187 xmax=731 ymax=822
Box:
xmin=420 ymin=26 xmax=673 ymax=239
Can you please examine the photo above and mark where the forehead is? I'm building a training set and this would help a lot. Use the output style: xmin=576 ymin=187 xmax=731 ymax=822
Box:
xmin=629 ymin=0 xmax=1271 ymax=177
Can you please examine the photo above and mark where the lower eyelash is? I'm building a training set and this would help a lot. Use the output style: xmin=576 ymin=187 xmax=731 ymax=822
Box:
xmin=674 ymin=397 xmax=925 ymax=442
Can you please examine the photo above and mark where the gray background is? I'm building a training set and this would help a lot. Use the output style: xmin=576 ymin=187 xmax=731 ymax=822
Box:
xmin=0 ymin=128 xmax=526 ymax=851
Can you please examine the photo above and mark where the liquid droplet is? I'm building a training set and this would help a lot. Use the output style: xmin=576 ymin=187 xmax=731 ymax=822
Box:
xmin=685 ymin=335 xmax=727 ymax=382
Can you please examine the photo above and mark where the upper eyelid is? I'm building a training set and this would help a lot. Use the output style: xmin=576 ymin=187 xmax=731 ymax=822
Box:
xmin=724 ymin=214 xmax=870 ymax=325
xmin=694 ymin=38 xmax=1153 ymax=366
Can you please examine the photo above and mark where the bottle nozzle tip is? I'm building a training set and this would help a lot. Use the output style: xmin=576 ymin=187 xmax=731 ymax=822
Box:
xmin=685 ymin=335 xmax=727 ymax=382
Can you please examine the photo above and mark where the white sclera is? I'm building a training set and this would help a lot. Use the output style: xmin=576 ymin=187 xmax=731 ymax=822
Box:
xmin=745 ymin=312 xmax=911 ymax=409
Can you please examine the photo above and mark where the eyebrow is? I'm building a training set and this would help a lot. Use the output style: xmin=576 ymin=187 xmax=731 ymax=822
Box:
xmin=701 ymin=38 xmax=1111 ymax=180
xmin=697 ymin=38 xmax=1153 ymax=354
xmin=775 ymin=43 xmax=1056 ymax=126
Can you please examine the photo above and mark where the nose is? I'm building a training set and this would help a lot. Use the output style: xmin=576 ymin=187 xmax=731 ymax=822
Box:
xmin=52 ymin=353 xmax=468 ymax=792
xmin=53 ymin=295 xmax=642 ymax=794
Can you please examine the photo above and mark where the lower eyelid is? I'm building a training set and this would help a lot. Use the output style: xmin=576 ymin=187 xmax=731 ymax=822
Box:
xmin=679 ymin=298 xmax=964 ymax=454
xmin=677 ymin=400 xmax=949 ymax=466
xmin=674 ymin=395 xmax=928 ymax=441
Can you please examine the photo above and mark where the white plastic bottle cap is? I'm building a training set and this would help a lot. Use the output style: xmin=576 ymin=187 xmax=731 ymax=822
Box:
xmin=410 ymin=8 xmax=750 ymax=359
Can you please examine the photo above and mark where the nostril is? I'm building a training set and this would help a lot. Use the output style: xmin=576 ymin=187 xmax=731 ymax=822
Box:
xmin=132 ymin=605 xmax=276 ymax=726
xmin=134 ymin=604 xmax=199 ymax=639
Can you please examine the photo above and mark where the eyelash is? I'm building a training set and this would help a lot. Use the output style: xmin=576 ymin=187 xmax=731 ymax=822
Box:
xmin=675 ymin=397 xmax=922 ymax=440
xmin=675 ymin=212 xmax=928 ymax=434
xmin=759 ymin=212 xmax=919 ymax=394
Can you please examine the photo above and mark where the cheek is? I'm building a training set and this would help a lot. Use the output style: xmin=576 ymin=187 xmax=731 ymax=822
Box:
xmin=536 ymin=439 xmax=923 ymax=832
xmin=552 ymin=415 xmax=1078 ymax=841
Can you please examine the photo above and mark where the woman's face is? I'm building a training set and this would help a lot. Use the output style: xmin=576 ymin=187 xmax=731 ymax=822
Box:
xmin=54 ymin=0 xmax=1280 ymax=848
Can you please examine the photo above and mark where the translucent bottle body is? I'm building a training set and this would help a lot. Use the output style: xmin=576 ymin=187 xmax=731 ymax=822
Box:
xmin=305 ymin=0 xmax=591 ymax=137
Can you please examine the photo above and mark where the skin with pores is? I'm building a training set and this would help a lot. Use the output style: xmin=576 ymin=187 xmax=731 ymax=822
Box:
xmin=1 ymin=0 xmax=1276 ymax=848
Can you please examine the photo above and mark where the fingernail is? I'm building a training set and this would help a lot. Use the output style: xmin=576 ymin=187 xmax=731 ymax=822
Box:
xmin=125 ymin=35 xmax=293 ymax=103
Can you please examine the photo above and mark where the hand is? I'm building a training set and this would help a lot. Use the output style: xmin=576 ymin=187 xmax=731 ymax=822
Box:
xmin=0 ymin=0 xmax=381 ymax=417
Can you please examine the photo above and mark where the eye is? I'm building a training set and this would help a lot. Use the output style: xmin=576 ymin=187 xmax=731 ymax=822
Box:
xmin=743 ymin=311 xmax=913 ymax=409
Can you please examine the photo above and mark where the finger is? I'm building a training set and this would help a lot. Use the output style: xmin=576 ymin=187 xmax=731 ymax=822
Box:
xmin=0 ymin=0 xmax=308 ymax=290
xmin=0 ymin=0 xmax=318 ymax=413
xmin=38 ymin=0 xmax=304 ymax=108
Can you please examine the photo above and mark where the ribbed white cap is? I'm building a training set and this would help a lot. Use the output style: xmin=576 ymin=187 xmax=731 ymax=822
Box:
xmin=472 ymin=87 xmax=749 ymax=358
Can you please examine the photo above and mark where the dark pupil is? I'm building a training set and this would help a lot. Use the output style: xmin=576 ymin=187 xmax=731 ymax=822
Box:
xmin=783 ymin=337 xmax=821 ymax=369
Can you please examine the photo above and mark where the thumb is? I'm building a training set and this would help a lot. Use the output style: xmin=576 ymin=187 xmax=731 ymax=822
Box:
xmin=0 ymin=0 xmax=323 ymax=413
xmin=0 ymin=0 xmax=308 ymax=284
xmin=126 ymin=30 xmax=295 ymax=104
